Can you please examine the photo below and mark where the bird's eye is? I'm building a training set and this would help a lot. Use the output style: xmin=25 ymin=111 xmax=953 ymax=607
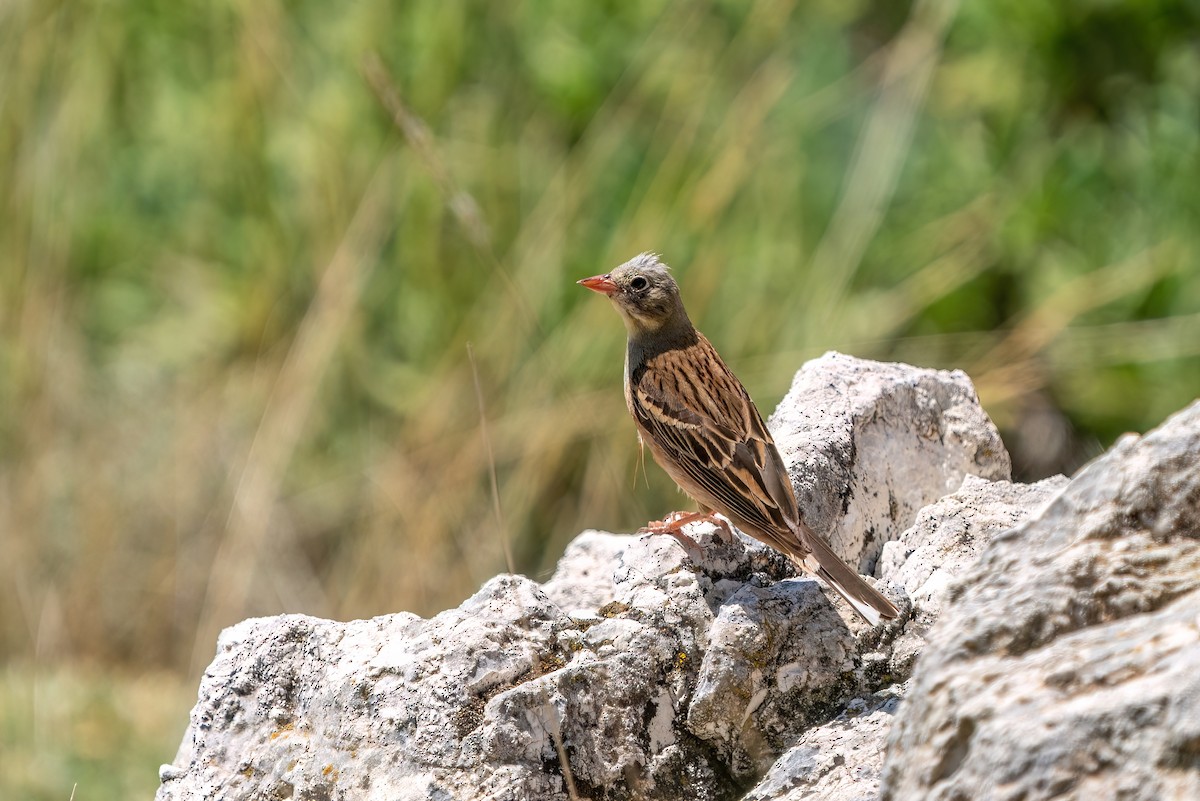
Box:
xmin=630 ymin=276 xmax=648 ymax=291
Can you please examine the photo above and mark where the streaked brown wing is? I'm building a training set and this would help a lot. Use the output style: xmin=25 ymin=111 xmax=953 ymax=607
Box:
xmin=629 ymin=335 xmax=801 ymax=540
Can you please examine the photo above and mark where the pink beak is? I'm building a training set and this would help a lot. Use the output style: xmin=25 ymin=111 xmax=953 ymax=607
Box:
xmin=578 ymin=274 xmax=619 ymax=295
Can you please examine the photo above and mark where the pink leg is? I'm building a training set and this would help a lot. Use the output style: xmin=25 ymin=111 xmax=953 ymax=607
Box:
xmin=638 ymin=511 xmax=736 ymax=546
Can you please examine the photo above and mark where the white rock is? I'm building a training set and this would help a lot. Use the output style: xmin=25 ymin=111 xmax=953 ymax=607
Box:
xmin=156 ymin=354 xmax=1065 ymax=801
xmin=770 ymin=352 xmax=1011 ymax=571
xmin=881 ymin=401 xmax=1200 ymax=801
xmin=540 ymin=529 xmax=630 ymax=612
xmin=743 ymin=684 xmax=905 ymax=801
xmin=879 ymin=473 xmax=1068 ymax=629
xmin=685 ymin=578 xmax=866 ymax=779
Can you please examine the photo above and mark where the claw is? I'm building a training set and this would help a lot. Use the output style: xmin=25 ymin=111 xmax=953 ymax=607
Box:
xmin=707 ymin=514 xmax=737 ymax=544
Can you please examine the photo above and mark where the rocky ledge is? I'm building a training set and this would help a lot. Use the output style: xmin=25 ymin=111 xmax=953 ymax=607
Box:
xmin=156 ymin=352 xmax=1200 ymax=801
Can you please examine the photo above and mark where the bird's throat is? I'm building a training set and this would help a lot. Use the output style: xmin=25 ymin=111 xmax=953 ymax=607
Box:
xmin=625 ymin=316 xmax=699 ymax=372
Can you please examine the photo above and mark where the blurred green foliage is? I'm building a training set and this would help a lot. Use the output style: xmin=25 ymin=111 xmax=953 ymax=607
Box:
xmin=0 ymin=666 xmax=192 ymax=800
xmin=2 ymin=0 xmax=1199 ymax=795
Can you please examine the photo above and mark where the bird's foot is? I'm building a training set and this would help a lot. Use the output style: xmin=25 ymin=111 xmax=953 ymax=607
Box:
xmin=638 ymin=511 xmax=736 ymax=547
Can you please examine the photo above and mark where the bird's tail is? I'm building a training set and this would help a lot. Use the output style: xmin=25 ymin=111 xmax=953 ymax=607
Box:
xmin=793 ymin=524 xmax=898 ymax=626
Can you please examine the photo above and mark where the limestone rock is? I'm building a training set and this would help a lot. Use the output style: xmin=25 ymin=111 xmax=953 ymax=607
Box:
xmin=540 ymin=529 xmax=630 ymax=612
xmin=770 ymin=352 xmax=1011 ymax=572
xmin=742 ymin=684 xmax=905 ymax=801
xmin=880 ymin=401 xmax=1200 ymax=801
xmin=878 ymin=474 xmax=1068 ymax=636
xmin=685 ymin=573 xmax=885 ymax=780
xmin=155 ymin=354 xmax=1040 ymax=801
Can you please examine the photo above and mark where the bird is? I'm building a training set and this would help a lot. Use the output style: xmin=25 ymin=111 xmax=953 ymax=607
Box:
xmin=578 ymin=253 xmax=898 ymax=625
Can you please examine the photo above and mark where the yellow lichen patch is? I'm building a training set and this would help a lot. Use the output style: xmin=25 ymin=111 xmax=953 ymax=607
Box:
xmin=269 ymin=722 xmax=295 ymax=741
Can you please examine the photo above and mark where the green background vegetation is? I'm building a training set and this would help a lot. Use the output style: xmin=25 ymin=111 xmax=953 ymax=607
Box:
xmin=3 ymin=0 xmax=1199 ymax=796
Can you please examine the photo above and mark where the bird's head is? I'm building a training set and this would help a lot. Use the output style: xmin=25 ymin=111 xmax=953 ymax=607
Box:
xmin=578 ymin=253 xmax=689 ymax=338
